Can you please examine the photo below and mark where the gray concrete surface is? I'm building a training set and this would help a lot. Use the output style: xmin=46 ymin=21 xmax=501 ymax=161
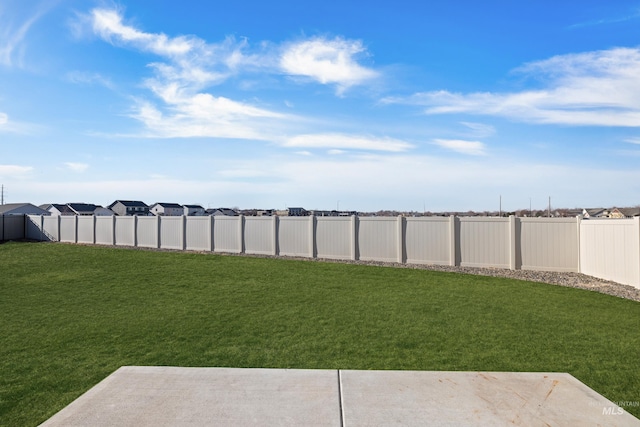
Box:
xmin=40 ymin=367 xmax=640 ymax=426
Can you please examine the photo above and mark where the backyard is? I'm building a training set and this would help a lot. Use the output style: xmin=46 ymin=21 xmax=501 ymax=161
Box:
xmin=1 ymin=242 xmax=639 ymax=425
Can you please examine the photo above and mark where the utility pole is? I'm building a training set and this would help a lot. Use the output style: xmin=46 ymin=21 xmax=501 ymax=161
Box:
xmin=548 ymin=196 xmax=551 ymax=218
xmin=1 ymin=184 xmax=4 ymax=205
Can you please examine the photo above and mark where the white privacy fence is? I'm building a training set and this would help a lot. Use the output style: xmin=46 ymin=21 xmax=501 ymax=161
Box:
xmin=8 ymin=214 xmax=640 ymax=289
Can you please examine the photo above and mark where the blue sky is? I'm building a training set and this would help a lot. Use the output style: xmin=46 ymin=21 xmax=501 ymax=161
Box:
xmin=1 ymin=0 xmax=640 ymax=212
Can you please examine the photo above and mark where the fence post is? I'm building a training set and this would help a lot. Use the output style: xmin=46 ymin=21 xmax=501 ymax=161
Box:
xmin=397 ymin=215 xmax=404 ymax=264
xmin=576 ymin=215 xmax=583 ymax=274
xmin=112 ymin=215 xmax=116 ymax=245
xmin=636 ymin=217 xmax=640 ymax=289
xmin=40 ymin=215 xmax=45 ymax=241
xmin=351 ymin=215 xmax=358 ymax=261
xmin=272 ymin=215 xmax=278 ymax=256
xmin=57 ymin=215 xmax=61 ymax=242
xmin=209 ymin=215 xmax=214 ymax=252
xmin=133 ymin=215 xmax=138 ymax=248
xmin=239 ymin=215 xmax=245 ymax=254
xmin=309 ymin=215 xmax=316 ymax=258
xmin=92 ymin=215 xmax=97 ymax=244
xmin=449 ymin=215 xmax=457 ymax=266
xmin=156 ymin=215 xmax=161 ymax=248
xmin=509 ymin=215 xmax=517 ymax=270
xmin=181 ymin=215 xmax=187 ymax=251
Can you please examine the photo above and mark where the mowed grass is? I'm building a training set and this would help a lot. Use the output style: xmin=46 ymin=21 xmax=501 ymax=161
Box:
xmin=1 ymin=242 xmax=639 ymax=425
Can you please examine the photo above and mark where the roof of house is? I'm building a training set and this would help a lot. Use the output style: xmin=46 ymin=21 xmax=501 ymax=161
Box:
xmin=0 ymin=203 xmax=49 ymax=215
xmin=67 ymin=203 xmax=101 ymax=214
xmin=184 ymin=204 xmax=204 ymax=209
xmin=151 ymin=202 xmax=183 ymax=208
xmin=108 ymin=200 xmax=148 ymax=208
xmin=614 ymin=207 xmax=640 ymax=217
xmin=210 ymin=208 xmax=238 ymax=216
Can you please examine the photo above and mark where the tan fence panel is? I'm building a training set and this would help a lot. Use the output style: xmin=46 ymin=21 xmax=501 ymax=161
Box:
xmin=279 ymin=217 xmax=313 ymax=257
xmin=115 ymin=217 xmax=135 ymax=246
xmin=95 ymin=217 xmax=114 ymax=245
xmin=244 ymin=216 xmax=275 ymax=255
xmin=316 ymin=217 xmax=353 ymax=260
xmin=580 ymin=218 xmax=640 ymax=288
xmin=59 ymin=216 xmax=77 ymax=243
xmin=519 ymin=218 xmax=579 ymax=272
xmin=77 ymin=216 xmax=94 ymax=244
xmin=459 ymin=217 xmax=510 ymax=269
xmin=160 ymin=217 xmax=184 ymax=250
xmin=137 ymin=216 xmax=159 ymax=248
xmin=213 ymin=216 xmax=242 ymax=253
xmin=358 ymin=217 xmax=400 ymax=263
xmin=185 ymin=216 xmax=211 ymax=251
xmin=405 ymin=217 xmax=452 ymax=265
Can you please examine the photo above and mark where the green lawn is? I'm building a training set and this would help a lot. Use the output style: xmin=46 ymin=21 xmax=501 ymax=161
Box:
xmin=1 ymin=242 xmax=639 ymax=425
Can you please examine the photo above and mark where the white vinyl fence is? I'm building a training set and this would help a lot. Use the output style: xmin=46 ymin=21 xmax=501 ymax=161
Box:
xmin=8 ymin=214 xmax=640 ymax=289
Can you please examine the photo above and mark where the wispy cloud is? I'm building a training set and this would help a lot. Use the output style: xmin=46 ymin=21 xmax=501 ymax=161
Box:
xmin=460 ymin=122 xmax=495 ymax=137
xmin=386 ymin=47 xmax=640 ymax=127
xmin=433 ymin=139 xmax=486 ymax=156
xmin=87 ymin=8 xmax=297 ymax=139
xmin=624 ymin=137 xmax=640 ymax=145
xmin=280 ymin=37 xmax=378 ymax=95
xmin=569 ymin=9 xmax=640 ymax=29
xmin=283 ymin=133 xmax=413 ymax=152
xmin=64 ymin=162 xmax=89 ymax=173
xmin=0 ymin=1 xmax=56 ymax=67
xmin=65 ymin=71 xmax=114 ymax=89
xmin=0 ymin=164 xmax=33 ymax=176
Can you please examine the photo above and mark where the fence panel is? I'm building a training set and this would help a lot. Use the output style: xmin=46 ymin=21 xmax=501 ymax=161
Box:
xmin=42 ymin=216 xmax=59 ymax=241
xmin=316 ymin=217 xmax=352 ymax=260
xmin=95 ymin=217 xmax=114 ymax=245
xmin=278 ymin=217 xmax=312 ymax=257
xmin=26 ymin=215 xmax=46 ymax=240
xmin=519 ymin=218 xmax=579 ymax=272
xmin=405 ymin=217 xmax=451 ymax=265
xmin=244 ymin=216 xmax=275 ymax=255
xmin=137 ymin=216 xmax=159 ymax=248
xmin=580 ymin=218 xmax=640 ymax=287
xmin=459 ymin=217 xmax=510 ymax=268
xmin=160 ymin=216 xmax=184 ymax=250
xmin=115 ymin=217 xmax=135 ymax=246
xmin=77 ymin=216 xmax=95 ymax=244
xmin=185 ymin=216 xmax=211 ymax=251
xmin=1 ymin=215 xmax=25 ymax=241
xmin=358 ymin=217 xmax=399 ymax=263
xmin=213 ymin=216 xmax=242 ymax=253
xmin=59 ymin=216 xmax=77 ymax=243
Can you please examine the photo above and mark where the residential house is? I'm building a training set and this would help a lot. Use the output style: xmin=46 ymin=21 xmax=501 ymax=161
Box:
xmin=609 ymin=207 xmax=640 ymax=218
xmin=0 ymin=203 xmax=50 ymax=216
xmin=40 ymin=203 xmax=74 ymax=216
xmin=150 ymin=202 xmax=184 ymax=216
xmin=582 ymin=208 xmax=608 ymax=219
xmin=108 ymin=200 xmax=150 ymax=216
xmin=209 ymin=208 xmax=238 ymax=216
xmin=183 ymin=204 xmax=205 ymax=216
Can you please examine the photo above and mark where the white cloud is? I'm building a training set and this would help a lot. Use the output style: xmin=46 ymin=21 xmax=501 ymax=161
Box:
xmin=88 ymin=8 xmax=294 ymax=139
xmin=64 ymin=162 xmax=89 ymax=173
xmin=283 ymin=133 xmax=413 ymax=152
xmin=0 ymin=164 xmax=33 ymax=176
xmin=388 ymin=47 xmax=640 ymax=127
xmin=0 ymin=3 xmax=51 ymax=67
xmin=280 ymin=37 xmax=378 ymax=94
xmin=66 ymin=71 xmax=114 ymax=89
xmin=0 ymin=112 xmax=7 ymax=125
xmin=433 ymin=139 xmax=486 ymax=156
xmin=624 ymin=137 xmax=640 ymax=145
xmin=460 ymin=122 xmax=495 ymax=137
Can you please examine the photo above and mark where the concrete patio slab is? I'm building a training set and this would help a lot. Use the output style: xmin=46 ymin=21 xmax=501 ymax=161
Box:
xmin=40 ymin=367 xmax=341 ymax=427
xmin=340 ymin=370 xmax=639 ymax=426
xmin=40 ymin=367 xmax=639 ymax=426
